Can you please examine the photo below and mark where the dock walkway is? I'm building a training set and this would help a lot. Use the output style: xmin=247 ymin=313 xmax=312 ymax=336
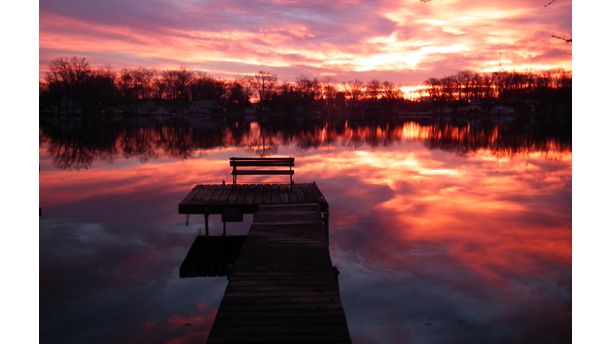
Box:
xmin=206 ymin=203 xmax=351 ymax=343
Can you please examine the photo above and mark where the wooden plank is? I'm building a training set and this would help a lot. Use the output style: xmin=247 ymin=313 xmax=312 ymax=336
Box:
xmin=230 ymin=157 xmax=294 ymax=161
xmin=227 ymin=185 xmax=241 ymax=205
xmin=204 ymin=185 xmax=223 ymax=205
xmin=207 ymin=203 xmax=350 ymax=343
xmin=288 ymin=186 xmax=298 ymax=204
xmin=230 ymin=161 xmax=294 ymax=167
xmin=244 ymin=184 xmax=255 ymax=205
xmin=253 ymin=184 xmax=264 ymax=205
xmin=279 ymin=184 xmax=289 ymax=204
xmin=235 ymin=184 xmax=248 ymax=205
xmin=263 ymin=185 xmax=272 ymax=205
xmin=217 ymin=185 xmax=232 ymax=205
xmin=197 ymin=185 xmax=216 ymax=204
xmin=271 ymin=184 xmax=281 ymax=204
xmin=302 ymin=183 xmax=318 ymax=204
xmin=179 ymin=185 xmax=201 ymax=205
xmin=295 ymin=185 xmax=307 ymax=204
xmin=234 ymin=170 xmax=294 ymax=175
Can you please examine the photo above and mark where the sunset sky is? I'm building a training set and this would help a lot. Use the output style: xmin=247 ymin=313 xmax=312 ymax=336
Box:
xmin=39 ymin=0 xmax=572 ymax=84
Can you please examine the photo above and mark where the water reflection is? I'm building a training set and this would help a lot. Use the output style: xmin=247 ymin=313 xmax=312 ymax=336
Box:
xmin=40 ymin=116 xmax=570 ymax=170
xmin=39 ymin=116 xmax=571 ymax=343
xmin=180 ymin=236 xmax=246 ymax=278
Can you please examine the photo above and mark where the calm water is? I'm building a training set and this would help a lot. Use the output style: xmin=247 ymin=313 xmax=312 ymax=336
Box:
xmin=39 ymin=116 xmax=571 ymax=343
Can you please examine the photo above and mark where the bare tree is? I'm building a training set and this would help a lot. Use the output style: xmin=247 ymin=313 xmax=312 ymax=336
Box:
xmin=118 ymin=67 xmax=156 ymax=101
xmin=47 ymin=57 xmax=91 ymax=88
xmin=224 ymin=81 xmax=250 ymax=108
xmin=381 ymin=81 xmax=402 ymax=101
xmin=424 ymin=78 xmax=442 ymax=101
xmin=158 ymin=68 xmax=192 ymax=101
xmin=188 ymin=72 xmax=226 ymax=101
xmin=366 ymin=79 xmax=382 ymax=101
xmin=320 ymin=77 xmax=338 ymax=110
xmin=248 ymin=71 xmax=278 ymax=104
xmin=342 ymin=79 xmax=364 ymax=102
xmin=295 ymin=76 xmax=322 ymax=102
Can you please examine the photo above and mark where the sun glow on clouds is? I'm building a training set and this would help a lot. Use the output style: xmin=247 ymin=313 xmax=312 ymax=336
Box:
xmin=40 ymin=0 xmax=571 ymax=84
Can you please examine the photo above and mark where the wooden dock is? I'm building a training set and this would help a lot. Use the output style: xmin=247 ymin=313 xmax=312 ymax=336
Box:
xmin=178 ymin=181 xmax=350 ymax=343
xmin=178 ymin=183 xmax=329 ymax=215
xmin=206 ymin=203 xmax=351 ymax=343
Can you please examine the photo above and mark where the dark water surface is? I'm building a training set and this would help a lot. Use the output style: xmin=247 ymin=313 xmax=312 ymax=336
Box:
xmin=39 ymin=116 xmax=571 ymax=343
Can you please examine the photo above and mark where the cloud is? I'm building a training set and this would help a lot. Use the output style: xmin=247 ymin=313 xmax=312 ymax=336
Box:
xmin=40 ymin=0 xmax=571 ymax=83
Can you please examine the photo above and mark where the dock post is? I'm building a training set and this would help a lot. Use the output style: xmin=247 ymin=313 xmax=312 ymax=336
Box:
xmin=323 ymin=210 xmax=329 ymax=244
xmin=223 ymin=221 xmax=227 ymax=236
xmin=204 ymin=213 xmax=209 ymax=236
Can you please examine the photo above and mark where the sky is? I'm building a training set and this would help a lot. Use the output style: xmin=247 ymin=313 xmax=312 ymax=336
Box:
xmin=39 ymin=0 xmax=572 ymax=85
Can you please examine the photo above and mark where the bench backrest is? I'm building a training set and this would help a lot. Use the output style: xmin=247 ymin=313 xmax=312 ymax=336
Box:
xmin=230 ymin=157 xmax=294 ymax=168
xmin=229 ymin=157 xmax=295 ymax=186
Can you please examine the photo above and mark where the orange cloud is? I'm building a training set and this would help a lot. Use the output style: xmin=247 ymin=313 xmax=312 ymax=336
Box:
xmin=40 ymin=0 xmax=571 ymax=83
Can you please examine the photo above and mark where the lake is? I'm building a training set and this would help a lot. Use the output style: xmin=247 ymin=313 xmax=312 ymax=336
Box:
xmin=39 ymin=115 xmax=571 ymax=343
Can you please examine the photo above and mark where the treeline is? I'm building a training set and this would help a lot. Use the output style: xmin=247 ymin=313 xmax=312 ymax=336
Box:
xmin=39 ymin=56 xmax=571 ymax=115
xmin=39 ymin=57 xmax=407 ymax=114
xmin=40 ymin=116 xmax=571 ymax=170
xmin=422 ymin=70 xmax=571 ymax=104
xmin=39 ymin=57 xmax=250 ymax=113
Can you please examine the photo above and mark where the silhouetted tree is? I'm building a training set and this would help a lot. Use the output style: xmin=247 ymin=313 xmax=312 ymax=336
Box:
xmin=343 ymin=79 xmax=364 ymax=103
xmin=39 ymin=56 xmax=571 ymax=116
xmin=224 ymin=81 xmax=250 ymax=109
xmin=118 ymin=68 xmax=155 ymax=102
xmin=82 ymin=66 xmax=118 ymax=111
xmin=295 ymin=76 xmax=322 ymax=108
xmin=248 ymin=71 xmax=278 ymax=105
xmin=366 ymin=79 xmax=382 ymax=101
xmin=45 ymin=57 xmax=92 ymax=112
xmin=47 ymin=57 xmax=91 ymax=88
xmin=320 ymin=77 xmax=338 ymax=111
xmin=424 ymin=78 xmax=442 ymax=101
xmin=381 ymin=81 xmax=402 ymax=101
xmin=157 ymin=68 xmax=192 ymax=102
xmin=188 ymin=72 xmax=225 ymax=101
xmin=422 ymin=69 xmax=572 ymax=112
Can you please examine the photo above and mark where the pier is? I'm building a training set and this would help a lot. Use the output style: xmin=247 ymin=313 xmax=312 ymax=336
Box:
xmin=178 ymin=179 xmax=350 ymax=343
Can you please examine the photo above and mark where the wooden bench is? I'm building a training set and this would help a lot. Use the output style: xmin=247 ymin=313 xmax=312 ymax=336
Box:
xmin=230 ymin=157 xmax=295 ymax=186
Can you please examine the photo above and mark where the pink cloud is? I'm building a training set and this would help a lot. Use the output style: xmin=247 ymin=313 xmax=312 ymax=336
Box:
xmin=40 ymin=0 xmax=571 ymax=84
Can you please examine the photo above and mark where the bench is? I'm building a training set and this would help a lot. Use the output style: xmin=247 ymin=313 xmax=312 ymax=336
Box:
xmin=230 ymin=157 xmax=295 ymax=187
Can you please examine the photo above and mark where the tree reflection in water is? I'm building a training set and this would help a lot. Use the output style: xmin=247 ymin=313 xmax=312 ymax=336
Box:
xmin=39 ymin=115 xmax=571 ymax=170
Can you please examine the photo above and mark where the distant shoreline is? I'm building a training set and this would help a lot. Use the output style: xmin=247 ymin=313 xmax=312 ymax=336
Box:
xmin=39 ymin=106 xmax=571 ymax=121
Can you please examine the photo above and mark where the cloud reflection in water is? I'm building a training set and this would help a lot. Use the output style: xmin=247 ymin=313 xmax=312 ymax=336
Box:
xmin=40 ymin=119 xmax=571 ymax=343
